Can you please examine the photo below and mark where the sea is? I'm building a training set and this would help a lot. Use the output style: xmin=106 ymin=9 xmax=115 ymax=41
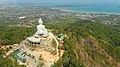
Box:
xmin=62 ymin=3 xmax=120 ymax=14
xmin=2 ymin=3 xmax=120 ymax=14
xmin=36 ymin=3 xmax=120 ymax=14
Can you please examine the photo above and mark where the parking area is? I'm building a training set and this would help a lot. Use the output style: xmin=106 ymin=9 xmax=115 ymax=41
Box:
xmin=12 ymin=32 xmax=58 ymax=67
xmin=13 ymin=43 xmax=57 ymax=67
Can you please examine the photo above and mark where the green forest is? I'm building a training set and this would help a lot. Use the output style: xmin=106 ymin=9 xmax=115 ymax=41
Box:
xmin=0 ymin=24 xmax=36 ymax=45
xmin=52 ymin=20 xmax=120 ymax=67
xmin=0 ymin=19 xmax=120 ymax=67
xmin=0 ymin=23 xmax=36 ymax=67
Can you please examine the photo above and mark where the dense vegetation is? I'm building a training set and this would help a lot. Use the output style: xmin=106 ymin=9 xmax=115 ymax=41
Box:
xmin=0 ymin=50 xmax=25 ymax=67
xmin=0 ymin=19 xmax=120 ymax=67
xmin=0 ymin=24 xmax=36 ymax=45
xmin=0 ymin=50 xmax=13 ymax=67
xmin=0 ymin=23 xmax=36 ymax=67
xmin=53 ymin=20 xmax=120 ymax=67
xmin=0 ymin=5 xmax=120 ymax=67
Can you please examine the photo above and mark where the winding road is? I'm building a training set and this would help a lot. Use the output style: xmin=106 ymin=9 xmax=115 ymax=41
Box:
xmin=50 ymin=33 xmax=59 ymax=61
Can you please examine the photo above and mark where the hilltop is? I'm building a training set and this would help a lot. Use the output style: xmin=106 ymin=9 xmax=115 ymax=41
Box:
xmin=0 ymin=6 xmax=120 ymax=67
xmin=53 ymin=20 xmax=120 ymax=67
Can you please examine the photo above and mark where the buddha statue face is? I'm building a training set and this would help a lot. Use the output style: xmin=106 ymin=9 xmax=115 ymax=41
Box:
xmin=39 ymin=18 xmax=43 ymax=25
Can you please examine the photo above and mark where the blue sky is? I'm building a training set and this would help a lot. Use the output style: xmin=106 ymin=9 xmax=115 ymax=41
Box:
xmin=0 ymin=0 xmax=120 ymax=4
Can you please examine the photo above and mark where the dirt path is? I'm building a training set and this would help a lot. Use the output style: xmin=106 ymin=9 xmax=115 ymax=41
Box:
xmin=50 ymin=33 xmax=59 ymax=61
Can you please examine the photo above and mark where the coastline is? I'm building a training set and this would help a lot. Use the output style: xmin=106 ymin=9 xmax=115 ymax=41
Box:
xmin=51 ymin=7 xmax=120 ymax=15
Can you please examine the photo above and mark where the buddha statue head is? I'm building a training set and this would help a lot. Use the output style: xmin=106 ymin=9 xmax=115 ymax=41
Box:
xmin=39 ymin=18 xmax=43 ymax=25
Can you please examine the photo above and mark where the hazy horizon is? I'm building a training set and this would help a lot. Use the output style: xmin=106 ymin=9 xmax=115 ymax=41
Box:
xmin=0 ymin=0 xmax=120 ymax=5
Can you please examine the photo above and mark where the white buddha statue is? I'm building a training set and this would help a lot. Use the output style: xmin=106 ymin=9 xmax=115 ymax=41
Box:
xmin=34 ymin=18 xmax=48 ymax=37
xmin=38 ymin=18 xmax=43 ymax=25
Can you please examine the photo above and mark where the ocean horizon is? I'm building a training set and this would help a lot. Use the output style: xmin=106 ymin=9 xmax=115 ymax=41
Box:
xmin=1 ymin=3 xmax=120 ymax=14
xmin=38 ymin=3 xmax=120 ymax=14
xmin=57 ymin=3 xmax=120 ymax=14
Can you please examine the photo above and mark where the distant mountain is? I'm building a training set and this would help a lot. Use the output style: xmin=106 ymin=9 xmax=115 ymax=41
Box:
xmin=54 ymin=5 xmax=95 ymax=8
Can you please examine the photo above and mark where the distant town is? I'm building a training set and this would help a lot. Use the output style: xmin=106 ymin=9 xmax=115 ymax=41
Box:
xmin=0 ymin=5 xmax=120 ymax=27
